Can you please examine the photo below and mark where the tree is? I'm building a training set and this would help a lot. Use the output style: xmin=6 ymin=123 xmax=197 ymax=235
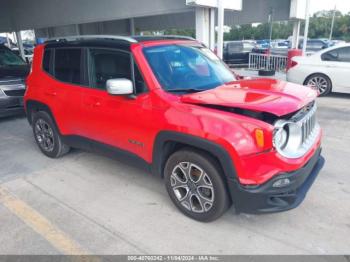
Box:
xmin=224 ymin=10 xmax=350 ymax=41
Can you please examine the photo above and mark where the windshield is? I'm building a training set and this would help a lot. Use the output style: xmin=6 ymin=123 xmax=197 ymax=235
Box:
xmin=0 ymin=48 xmax=26 ymax=67
xmin=143 ymin=44 xmax=235 ymax=92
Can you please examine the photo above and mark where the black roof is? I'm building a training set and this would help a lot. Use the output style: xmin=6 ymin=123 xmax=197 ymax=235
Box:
xmin=44 ymin=35 xmax=196 ymax=50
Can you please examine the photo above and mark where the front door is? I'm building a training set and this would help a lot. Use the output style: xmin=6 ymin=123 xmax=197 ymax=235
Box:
xmin=80 ymin=48 xmax=153 ymax=159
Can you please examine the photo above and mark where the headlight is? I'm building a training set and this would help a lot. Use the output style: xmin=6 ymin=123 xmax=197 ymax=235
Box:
xmin=273 ymin=120 xmax=302 ymax=158
xmin=273 ymin=125 xmax=288 ymax=149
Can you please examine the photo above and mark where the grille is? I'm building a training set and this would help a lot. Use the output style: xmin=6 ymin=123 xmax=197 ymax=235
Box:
xmin=299 ymin=104 xmax=317 ymax=145
xmin=273 ymin=102 xmax=320 ymax=159
xmin=3 ymin=89 xmax=25 ymax=97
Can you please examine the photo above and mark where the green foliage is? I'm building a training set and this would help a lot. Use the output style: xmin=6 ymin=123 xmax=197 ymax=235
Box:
xmin=225 ymin=10 xmax=350 ymax=41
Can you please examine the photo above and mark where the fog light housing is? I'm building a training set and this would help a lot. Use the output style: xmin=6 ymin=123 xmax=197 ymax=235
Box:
xmin=272 ymin=178 xmax=291 ymax=188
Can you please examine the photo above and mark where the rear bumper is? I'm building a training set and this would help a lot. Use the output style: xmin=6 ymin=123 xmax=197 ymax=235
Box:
xmin=228 ymin=147 xmax=324 ymax=214
xmin=286 ymin=70 xmax=304 ymax=85
xmin=0 ymin=97 xmax=25 ymax=117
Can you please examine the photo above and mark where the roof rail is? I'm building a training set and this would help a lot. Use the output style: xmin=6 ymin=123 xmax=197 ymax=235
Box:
xmin=45 ymin=35 xmax=138 ymax=44
xmin=133 ymin=35 xmax=195 ymax=41
xmin=159 ymin=35 xmax=195 ymax=40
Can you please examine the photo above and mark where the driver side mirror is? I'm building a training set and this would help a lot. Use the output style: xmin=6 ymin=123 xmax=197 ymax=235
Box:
xmin=106 ymin=78 xmax=134 ymax=96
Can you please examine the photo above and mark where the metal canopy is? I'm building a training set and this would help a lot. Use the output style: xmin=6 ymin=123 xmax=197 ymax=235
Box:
xmin=1 ymin=0 xmax=291 ymax=33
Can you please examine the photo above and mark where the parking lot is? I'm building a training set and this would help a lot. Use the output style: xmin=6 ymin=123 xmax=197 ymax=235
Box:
xmin=0 ymin=93 xmax=350 ymax=255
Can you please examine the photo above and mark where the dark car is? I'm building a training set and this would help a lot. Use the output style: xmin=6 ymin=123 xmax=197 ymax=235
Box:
xmin=298 ymin=39 xmax=331 ymax=53
xmin=223 ymin=41 xmax=255 ymax=66
xmin=0 ymin=45 xmax=29 ymax=117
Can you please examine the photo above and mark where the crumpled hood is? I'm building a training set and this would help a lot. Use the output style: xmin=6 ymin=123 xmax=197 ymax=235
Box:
xmin=181 ymin=79 xmax=318 ymax=117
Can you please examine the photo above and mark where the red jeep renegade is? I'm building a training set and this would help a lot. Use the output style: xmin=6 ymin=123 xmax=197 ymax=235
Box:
xmin=24 ymin=35 xmax=324 ymax=222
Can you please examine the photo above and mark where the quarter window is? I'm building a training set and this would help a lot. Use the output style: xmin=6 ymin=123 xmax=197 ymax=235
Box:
xmin=42 ymin=49 xmax=52 ymax=73
xmin=54 ymin=48 xmax=82 ymax=84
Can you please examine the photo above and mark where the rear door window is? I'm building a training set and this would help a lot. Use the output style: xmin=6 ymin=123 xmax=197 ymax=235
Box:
xmin=54 ymin=48 xmax=82 ymax=85
xmin=228 ymin=42 xmax=243 ymax=53
xmin=322 ymin=47 xmax=350 ymax=62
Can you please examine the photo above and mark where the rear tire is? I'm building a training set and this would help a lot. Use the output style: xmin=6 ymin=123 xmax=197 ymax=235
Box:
xmin=32 ymin=111 xmax=70 ymax=158
xmin=304 ymin=73 xmax=332 ymax=96
xmin=258 ymin=69 xmax=275 ymax=76
xmin=164 ymin=148 xmax=231 ymax=222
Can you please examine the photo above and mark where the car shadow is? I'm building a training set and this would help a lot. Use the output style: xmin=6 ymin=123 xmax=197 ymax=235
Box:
xmin=0 ymin=113 xmax=26 ymax=124
xmin=328 ymin=92 xmax=350 ymax=99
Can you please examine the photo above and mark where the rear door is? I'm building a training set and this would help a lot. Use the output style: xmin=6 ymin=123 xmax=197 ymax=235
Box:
xmin=46 ymin=48 xmax=85 ymax=135
xmin=321 ymin=47 xmax=350 ymax=91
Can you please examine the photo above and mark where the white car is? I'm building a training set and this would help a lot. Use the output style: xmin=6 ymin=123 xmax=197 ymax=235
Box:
xmin=287 ymin=43 xmax=350 ymax=96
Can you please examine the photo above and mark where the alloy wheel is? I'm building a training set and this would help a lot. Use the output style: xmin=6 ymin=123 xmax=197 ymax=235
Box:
xmin=170 ymin=162 xmax=215 ymax=213
xmin=307 ymin=76 xmax=329 ymax=94
xmin=34 ymin=119 xmax=55 ymax=152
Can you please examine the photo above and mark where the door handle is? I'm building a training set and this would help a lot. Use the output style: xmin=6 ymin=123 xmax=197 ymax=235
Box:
xmin=44 ymin=91 xmax=57 ymax=97
xmin=92 ymin=101 xmax=101 ymax=107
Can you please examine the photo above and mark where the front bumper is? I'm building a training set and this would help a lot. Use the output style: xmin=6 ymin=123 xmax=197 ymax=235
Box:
xmin=228 ymin=147 xmax=324 ymax=214
xmin=0 ymin=97 xmax=25 ymax=118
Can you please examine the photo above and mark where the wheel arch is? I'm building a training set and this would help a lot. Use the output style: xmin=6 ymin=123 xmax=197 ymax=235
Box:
xmin=25 ymin=100 xmax=61 ymax=133
xmin=303 ymin=72 xmax=333 ymax=87
xmin=152 ymin=131 xmax=238 ymax=182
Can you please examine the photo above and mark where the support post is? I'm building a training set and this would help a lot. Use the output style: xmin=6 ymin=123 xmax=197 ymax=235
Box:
xmin=329 ymin=5 xmax=336 ymax=41
xmin=195 ymin=7 xmax=210 ymax=47
xmin=209 ymin=8 xmax=215 ymax=50
xmin=129 ymin=18 xmax=135 ymax=36
xmin=6 ymin=33 xmax=11 ymax=48
xmin=302 ymin=0 xmax=310 ymax=56
xmin=15 ymin=31 xmax=26 ymax=61
xmin=292 ymin=20 xmax=301 ymax=49
xmin=217 ymin=0 xmax=224 ymax=59
xmin=75 ymin=24 xmax=80 ymax=35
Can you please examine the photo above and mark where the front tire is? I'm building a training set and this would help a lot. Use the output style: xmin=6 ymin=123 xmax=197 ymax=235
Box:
xmin=304 ymin=74 xmax=332 ymax=96
xmin=32 ymin=111 xmax=70 ymax=158
xmin=164 ymin=149 xmax=231 ymax=222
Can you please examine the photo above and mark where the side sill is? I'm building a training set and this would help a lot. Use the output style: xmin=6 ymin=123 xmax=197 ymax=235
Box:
xmin=62 ymin=135 xmax=152 ymax=174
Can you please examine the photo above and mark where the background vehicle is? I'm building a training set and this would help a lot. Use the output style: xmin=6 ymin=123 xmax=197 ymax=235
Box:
xmin=0 ymin=45 xmax=29 ymax=117
xmin=298 ymin=39 xmax=331 ymax=54
xmin=25 ymin=35 xmax=323 ymax=222
xmin=252 ymin=40 xmax=270 ymax=55
xmin=11 ymin=47 xmax=34 ymax=63
xmin=0 ymin=36 xmax=15 ymax=49
xmin=223 ymin=40 xmax=255 ymax=67
xmin=255 ymin=40 xmax=270 ymax=49
xmin=287 ymin=43 xmax=350 ymax=96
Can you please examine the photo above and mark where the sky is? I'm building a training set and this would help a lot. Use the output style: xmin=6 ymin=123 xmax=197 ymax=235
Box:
xmin=310 ymin=0 xmax=350 ymax=14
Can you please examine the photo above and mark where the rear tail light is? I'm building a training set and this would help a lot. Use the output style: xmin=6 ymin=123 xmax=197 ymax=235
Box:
xmin=291 ymin=60 xmax=298 ymax=68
